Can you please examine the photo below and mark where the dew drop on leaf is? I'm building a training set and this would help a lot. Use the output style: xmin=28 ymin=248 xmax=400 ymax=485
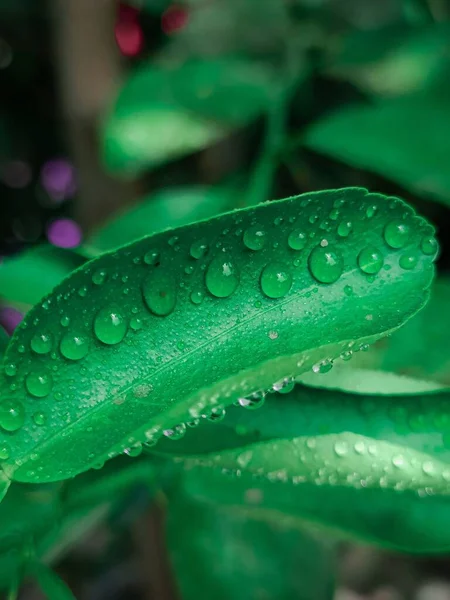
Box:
xmin=287 ymin=229 xmax=307 ymax=251
xmin=33 ymin=411 xmax=46 ymax=426
xmin=60 ymin=332 xmax=89 ymax=360
xmin=421 ymin=236 xmax=438 ymax=256
xmin=334 ymin=440 xmax=349 ymax=457
xmin=0 ymin=444 xmax=10 ymax=459
xmin=384 ymin=221 xmax=410 ymax=248
xmin=205 ymin=255 xmax=239 ymax=298
xmin=130 ymin=317 xmax=143 ymax=331
xmin=163 ymin=423 xmax=186 ymax=440
xmin=143 ymin=271 xmax=177 ymax=315
xmin=190 ymin=290 xmax=204 ymax=305
xmin=144 ymin=250 xmax=160 ymax=265
xmin=312 ymin=359 xmax=333 ymax=374
xmin=337 ymin=221 xmax=352 ymax=237
xmin=190 ymin=239 xmax=208 ymax=259
xmin=4 ymin=363 xmax=17 ymax=377
xmin=358 ymin=247 xmax=384 ymax=274
xmin=260 ymin=262 xmax=293 ymax=298
xmin=238 ymin=395 xmax=265 ymax=410
xmin=308 ymin=246 xmax=343 ymax=283
xmin=92 ymin=269 xmax=107 ymax=285
xmin=399 ymin=253 xmax=419 ymax=270
xmin=94 ymin=306 xmax=128 ymax=345
xmin=0 ymin=399 xmax=25 ymax=431
xmin=26 ymin=370 xmax=53 ymax=398
xmin=207 ymin=407 xmax=226 ymax=422
xmin=243 ymin=224 xmax=266 ymax=250
xmin=31 ymin=333 xmax=53 ymax=355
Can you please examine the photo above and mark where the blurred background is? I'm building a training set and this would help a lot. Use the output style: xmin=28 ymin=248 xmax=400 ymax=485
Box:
xmin=1 ymin=0 xmax=450 ymax=598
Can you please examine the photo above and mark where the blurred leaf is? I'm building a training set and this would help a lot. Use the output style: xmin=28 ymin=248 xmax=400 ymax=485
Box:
xmin=85 ymin=184 xmax=238 ymax=256
xmin=0 ymin=328 xmax=8 ymax=359
xmin=167 ymin=485 xmax=335 ymax=600
xmin=304 ymin=92 xmax=450 ymax=204
xmin=29 ymin=563 xmax=76 ymax=600
xmin=0 ymin=189 xmax=437 ymax=484
xmin=102 ymin=58 xmax=273 ymax=175
xmin=349 ymin=278 xmax=450 ymax=384
xmin=0 ymin=246 xmax=86 ymax=307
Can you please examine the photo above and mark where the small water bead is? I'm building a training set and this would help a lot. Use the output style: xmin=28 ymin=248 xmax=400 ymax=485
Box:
xmin=260 ymin=262 xmax=292 ymax=299
xmin=309 ymin=214 xmax=318 ymax=224
xmin=92 ymin=269 xmax=107 ymax=285
xmin=26 ymin=370 xmax=52 ymax=398
xmin=144 ymin=249 xmax=160 ymax=265
xmin=358 ymin=247 xmax=384 ymax=275
xmin=184 ymin=265 xmax=194 ymax=275
xmin=60 ymin=332 xmax=89 ymax=360
xmin=163 ymin=423 xmax=186 ymax=440
xmin=399 ymin=253 xmax=419 ymax=270
xmin=277 ymin=380 xmax=295 ymax=394
xmin=337 ymin=221 xmax=352 ymax=238
xmin=60 ymin=316 xmax=70 ymax=327
xmin=190 ymin=239 xmax=208 ymax=259
xmin=312 ymin=359 xmax=333 ymax=374
xmin=392 ymin=454 xmax=405 ymax=468
xmin=238 ymin=395 xmax=265 ymax=410
xmin=190 ymin=291 xmax=204 ymax=305
xmin=0 ymin=399 xmax=25 ymax=431
xmin=4 ymin=363 xmax=17 ymax=377
xmin=384 ymin=221 xmax=410 ymax=248
xmin=334 ymin=440 xmax=349 ymax=457
xmin=0 ymin=444 xmax=10 ymax=460
xmin=31 ymin=332 xmax=53 ymax=355
xmin=207 ymin=407 xmax=226 ymax=422
xmin=143 ymin=271 xmax=177 ymax=315
xmin=205 ymin=255 xmax=239 ymax=298
xmin=365 ymin=205 xmax=378 ymax=218
xmin=78 ymin=286 xmax=88 ymax=297
xmin=421 ymin=236 xmax=438 ymax=256
xmin=344 ymin=285 xmax=353 ymax=297
xmin=33 ymin=411 xmax=46 ymax=426
xmin=329 ymin=209 xmax=339 ymax=221
xmin=288 ymin=230 xmax=307 ymax=251
xmin=130 ymin=317 xmax=143 ymax=331
xmin=94 ymin=307 xmax=127 ymax=345
xmin=309 ymin=246 xmax=343 ymax=284
xmin=243 ymin=224 xmax=266 ymax=251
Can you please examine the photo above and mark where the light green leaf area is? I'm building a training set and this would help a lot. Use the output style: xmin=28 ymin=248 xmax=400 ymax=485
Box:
xmin=304 ymin=94 xmax=450 ymax=203
xmin=102 ymin=58 xmax=273 ymax=175
xmin=0 ymin=246 xmax=85 ymax=307
xmin=167 ymin=486 xmax=335 ymax=600
xmin=0 ymin=188 xmax=437 ymax=484
xmin=160 ymin=381 xmax=450 ymax=551
xmin=348 ymin=279 xmax=450 ymax=385
xmin=85 ymin=184 xmax=238 ymax=256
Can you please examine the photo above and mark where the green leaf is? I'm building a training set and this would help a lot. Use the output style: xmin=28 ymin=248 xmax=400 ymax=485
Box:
xmin=0 ymin=328 xmax=8 ymax=360
xmin=29 ymin=563 xmax=76 ymax=600
xmin=102 ymin=58 xmax=273 ymax=175
xmin=167 ymin=484 xmax=335 ymax=600
xmin=0 ymin=246 xmax=86 ymax=307
xmin=85 ymin=184 xmax=238 ymax=256
xmin=0 ymin=188 xmax=437 ymax=484
xmin=349 ymin=278 xmax=450 ymax=385
xmin=304 ymin=93 xmax=450 ymax=203
xmin=161 ymin=380 xmax=450 ymax=551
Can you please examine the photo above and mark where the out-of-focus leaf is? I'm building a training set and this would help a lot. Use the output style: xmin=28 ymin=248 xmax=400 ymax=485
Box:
xmin=0 ymin=246 xmax=86 ymax=307
xmin=85 ymin=184 xmax=238 ymax=256
xmin=0 ymin=328 xmax=8 ymax=360
xmin=304 ymin=93 xmax=450 ymax=204
xmin=29 ymin=563 xmax=76 ymax=600
xmin=102 ymin=58 xmax=273 ymax=175
xmin=349 ymin=278 xmax=450 ymax=384
xmin=0 ymin=189 xmax=437 ymax=484
xmin=167 ymin=485 xmax=335 ymax=600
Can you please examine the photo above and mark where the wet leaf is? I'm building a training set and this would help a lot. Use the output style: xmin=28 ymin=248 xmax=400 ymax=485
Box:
xmin=0 ymin=188 xmax=437 ymax=484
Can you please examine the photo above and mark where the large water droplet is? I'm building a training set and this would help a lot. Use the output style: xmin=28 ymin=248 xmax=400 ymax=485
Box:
xmin=94 ymin=306 xmax=128 ymax=345
xmin=143 ymin=271 xmax=177 ymax=315
xmin=60 ymin=332 xmax=89 ymax=360
xmin=309 ymin=246 xmax=343 ymax=283
xmin=288 ymin=229 xmax=307 ymax=251
xmin=421 ymin=236 xmax=438 ymax=256
xmin=206 ymin=255 xmax=239 ymax=298
xmin=190 ymin=239 xmax=208 ymax=259
xmin=0 ymin=399 xmax=25 ymax=431
xmin=384 ymin=221 xmax=410 ymax=248
xmin=30 ymin=332 xmax=53 ymax=355
xmin=337 ymin=221 xmax=352 ymax=238
xmin=260 ymin=262 xmax=292 ymax=298
xmin=26 ymin=370 xmax=53 ymax=398
xmin=358 ymin=247 xmax=384 ymax=274
xmin=243 ymin=224 xmax=266 ymax=250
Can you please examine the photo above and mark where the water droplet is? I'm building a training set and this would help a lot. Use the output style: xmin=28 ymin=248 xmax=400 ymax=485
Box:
xmin=366 ymin=205 xmax=378 ymax=218
xmin=399 ymin=253 xmax=418 ymax=270
xmin=312 ymin=359 xmax=333 ymax=374
xmin=26 ymin=370 xmax=53 ymax=398
xmin=144 ymin=250 xmax=160 ymax=265
xmin=384 ymin=221 xmax=410 ymax=248
xmin=337 ymin=221 xmax=352 ymax=237
xmin=30 ymin=332 xmax=53 ymax=355
xmin=184 ymin=265 xmax=194 ymax=275
xmin=94 ymin=306 xmax=128 ymax=345
xmin=422 ymin=461 xmax=436 ymax=476
xmin=421 ymin=236 xmax=438 ymax=256
xmin=206 ymin=255 xmax=239 ymax=298
xmin=207 ymin=407 xmax=226 ymax=422
xmin=92 ymin=269 xmax=107 ymax=285
xmin=329 ymin=209 xmax=339 ymax=221
xmin=358 ymin=247 xmax=384 ymax=275
xmin=124 ymin=443 xmax=143 ymax=457
xmin=260 ymin=262 xmax=292 ymax=299
xmin=288 ymin=230 xmax=307 ymax=251
xmin=60 ymin=316 xmax=70 ymax=327
xmin=78 ymin=286 xmax=88 ymax=297
xmin=0 ymin=399 xmax=25 ymax=431
xmin=163 ymin=423 xmax=186 ymax=440
xmin=243 ymin=224 xmax=266 ymax=250
xmin=60 ymin=332 xmax=89 ymax=361
xmin=344 ymin=285 xmax=353 ymax=296
xmin=143 ymin=271 xmax=177 ymax=315
xmin=33 ymin=411 xmax=46 ymax=426
xmin=334 ymin=440 xmax=349 ymax=456
xmin=4 ymin=363 xmax=17 ymax=377
xmin=130 ymin=317 xmax=143 ymax=331
xmin=168 ymin=235 xmax=179 ymax=247
xmin=190 ymin=239 xmax=208 ymax=259
xmin=309 ymin=246 xmax=343 ymax=284
xmin=190 ymin=290 xmax=204 ymax=305
xmin=0 ymin=444 xmax=10 ymax=460
xmin=340 ymin=350 xmax=353 ymax=361
xmin=238 ymin=395 xmax=265 ymax=410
